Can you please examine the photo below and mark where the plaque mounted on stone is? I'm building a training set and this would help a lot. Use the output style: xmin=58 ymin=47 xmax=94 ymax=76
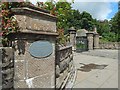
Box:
xmin=29 ymin=41 xmax=53 ymax=58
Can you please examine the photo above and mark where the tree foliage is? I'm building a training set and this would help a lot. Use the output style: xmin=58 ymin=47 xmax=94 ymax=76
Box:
xmin=110 ymin=11 xmax=120 ymax=41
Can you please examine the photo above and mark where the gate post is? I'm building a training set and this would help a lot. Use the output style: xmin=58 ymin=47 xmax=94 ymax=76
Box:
xmin=93 ymin=33 xmax=99 ymax=49
xmin=87 ymin=32 xmax=94 ymax=50
xmin=68 ymin=27 xmax=76 ymax=51
xmin=10 ymin=6 xmax=58 ymax=88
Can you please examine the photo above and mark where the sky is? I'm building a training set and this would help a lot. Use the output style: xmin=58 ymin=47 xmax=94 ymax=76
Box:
xmin=29 ymin=0 xmax=119 ymax=20
xmin=71 ymin=2 xmax=118 ymax=20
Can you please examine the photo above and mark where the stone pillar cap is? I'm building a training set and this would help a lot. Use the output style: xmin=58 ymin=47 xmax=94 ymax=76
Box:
xmin=68 ymin=27 xmax=76 ymax=31
xmin=94 ymin=32 xmax=99 ymax=35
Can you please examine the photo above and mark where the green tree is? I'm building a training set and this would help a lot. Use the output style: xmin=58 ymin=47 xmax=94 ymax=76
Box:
xmin=79 ymin=11 xmax=94 ymax=30
xmin=110 ymin=11 xmax=120 ymax=41
xmin=67 ymin=9 xmax=81 ymax=30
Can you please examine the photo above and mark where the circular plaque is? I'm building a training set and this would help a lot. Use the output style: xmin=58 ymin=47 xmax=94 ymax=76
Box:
xmin=29 ymin=41 xmax=53 ymax=58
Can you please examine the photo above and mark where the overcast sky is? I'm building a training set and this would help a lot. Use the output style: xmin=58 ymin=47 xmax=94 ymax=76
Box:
xmin=29 ymin=0 xmax=119 ymax=20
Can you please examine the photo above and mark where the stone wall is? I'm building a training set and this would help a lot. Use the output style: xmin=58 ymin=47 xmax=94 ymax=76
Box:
xmin=99 ymin=42 xmax=120 ymax=49
xmin=55 ymin=45 xmax=76 ymax=89
xmin=0 ymin=47 xmax=14 ymax=89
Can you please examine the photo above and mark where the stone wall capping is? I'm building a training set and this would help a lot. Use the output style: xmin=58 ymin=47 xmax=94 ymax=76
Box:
xmin=11 ymin=7 xmax=57 ymax=20
xmin=57 ymin=45 xmax=72 ymax=51
xmin=22 ymin=4 xmax=50 ymax=14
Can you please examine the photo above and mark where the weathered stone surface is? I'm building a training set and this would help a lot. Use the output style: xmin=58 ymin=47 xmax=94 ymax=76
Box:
xmin=94 ymin=33 xmax=99 ymax=49
xmin=56 ymin=69 xmax=69 ymax=88
xmin=26 ymin=15 xmax=56 ymax=32
xmin=68 ymin=60 xmax=73 ymax=72
xmin=59 ymin=59 xmax=68 ymax=73
xmin=2 ymin=78 xmax=13 ymax=89
xmin=14 ymin=61 xmax=25 ymax=80
xmin=68 ymin=27 xmax=76 ymax=50
xmin=87 ymin=32 xmax=94 ymax=50
xmin=32 ymin=73 xmax=54 ymax=88
xmin=27 ymin=58 xmax=54 ymax=78
xmin=14 ymin=15 xmax=27 ymax=30
xmin=56 ymin=65 xmax=60 ymax=78
xmin=15 ymin=53 xmax=26 ymax=61
xmin=1 ymin=47 xmax=14 ymax=89
xmin=2 ymin=68 xmax=14 ymax=73
xmin=12 ymin=7 xmax=57 ymax=33
xmin=14 ymin=80 xmax=28 ymax=88
xmin=56 ymin=73 xmax=65 ymax=88
xmin=14 ymin=39 xmax=56 ymax=88
xmin=70 ymin=54 xmax=73 ymax=61
xmin=55 ymin=45 xmax=74 ymax=89
xmin=99 ymin=42 xmax=120 ymax=49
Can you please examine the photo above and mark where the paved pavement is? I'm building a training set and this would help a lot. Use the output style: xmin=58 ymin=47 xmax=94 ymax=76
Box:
xmin=72 ymin=50 xmax=118 ymax=89
xmin=78 ymin=49 xmax=118 ymax=59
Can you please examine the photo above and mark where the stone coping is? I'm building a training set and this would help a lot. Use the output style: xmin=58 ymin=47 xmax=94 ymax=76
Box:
xmin=11 ymin=7 xmax=57 ymax=20
xmin=21 ymin=4 xmax=50 ymax=14
xmin=57 ymin=45 xmax=72 ymax=51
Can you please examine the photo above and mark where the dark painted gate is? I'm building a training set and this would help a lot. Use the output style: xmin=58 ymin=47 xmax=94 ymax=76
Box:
xmin=76 ymin=36 xmax=88 ymax=52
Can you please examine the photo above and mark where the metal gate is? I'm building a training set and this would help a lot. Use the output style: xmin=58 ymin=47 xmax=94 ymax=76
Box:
xmin=76 ymin=36 xmax=88 ymax=52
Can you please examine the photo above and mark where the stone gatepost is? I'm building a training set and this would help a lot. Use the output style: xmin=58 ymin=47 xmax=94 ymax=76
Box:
xmin=68 ymin=27 xmax=76 ymax=51
xmin=93 ymin=33 xmax=99 ymax=49
xmin=86 ymin=32 xmax=94 ymax=50
xmin=8 ymin=6 xmax=58 ymax=88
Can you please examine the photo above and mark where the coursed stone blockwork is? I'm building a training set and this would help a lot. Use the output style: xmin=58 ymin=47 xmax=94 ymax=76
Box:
xmin=0 ymin=47 xmax=14 ymax=89
xmin=86 ymin=32 xmax=94 ymax=50
xmin=55 ymin=45 xmax=76 ymax=89
xmin=93 ymin=33 xmax=99 ymax=49
xmin=99 ymin=42 xmax=120 ymax=49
